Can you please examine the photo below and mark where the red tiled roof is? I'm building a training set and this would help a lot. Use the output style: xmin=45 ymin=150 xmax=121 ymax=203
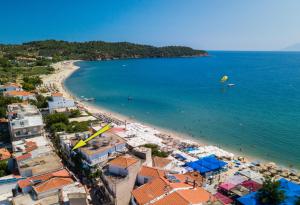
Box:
xmin=51 ymin=92 xmax=63 ymax=97
xmin=153 ymin=156 xmax=172 ymax=169
xmin=4 ymin=90 xmax=34 ymax=97
xmin=132 ymin=171 xmax=208 ymax=205
xmin=18 ymin=169 xmax=71 ymax=189
xmin=0 ymin=148 xmax=11 ymax=161
xmin=109 ymin=156 xmax=138 ymax=168
xmin=15 ymin=153 xmax=32 ymax=161
xmin=139 ymin=166 xmax=165 ymax=179
xmin=34 ymin=177 xmax=74 ymax=193
xmin=153 ymin=188 xmax=214 ymax=205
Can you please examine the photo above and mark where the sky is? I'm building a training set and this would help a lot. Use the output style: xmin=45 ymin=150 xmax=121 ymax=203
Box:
xmin=1 ymin=0 xmax=300 ymax=51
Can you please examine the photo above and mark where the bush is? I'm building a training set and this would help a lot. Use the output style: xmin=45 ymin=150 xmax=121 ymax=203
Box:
xmin=143 ymin=144 xmax=169 ymax=158
xmin=45 ymin=113 xmax=69 ymax=128
xmin=69 ymin=109 xmax=81 ymax=118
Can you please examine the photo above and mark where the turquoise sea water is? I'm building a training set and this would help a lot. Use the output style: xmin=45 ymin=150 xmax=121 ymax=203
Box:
xmin=65 ymin=51 xmax=300 ymax=168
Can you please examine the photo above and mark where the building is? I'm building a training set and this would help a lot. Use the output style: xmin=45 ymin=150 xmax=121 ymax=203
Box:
xmin=71 ymin=131 xmax=126 ymax=167
xmin=102 ymin=155 xmax=142 ymax=205
xmin=48 ymin=92 xmax=76 ymax=113
xmin=7 ymin=103 xmax=44 ymax=140
xmin=60 ymin=183 xmax=90 ymax=205
xmin=152 ymin=156 xmax=173 ymax=170
xmin=132 ymin=172 xmax=214 ymax=205
xmin=4 ymin=90 xmax=35 ymax=101
xmin=12 ymin=135 xmax=63 ymax=177
xmin=0 ymin=83 xmax=22 ymax=92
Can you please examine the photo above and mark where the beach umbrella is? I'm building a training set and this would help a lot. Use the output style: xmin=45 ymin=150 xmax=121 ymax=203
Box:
xmin=264 ymin=171 xmax=271 ymax=176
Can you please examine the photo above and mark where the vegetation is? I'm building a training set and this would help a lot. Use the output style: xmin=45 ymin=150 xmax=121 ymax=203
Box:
xmin=0 ymin=40 xmax=207 ymax=61
xmin=0 ymin=94 xmax=22 ymax=118
xmin=295 ymin=197 xmax=300 ymax=205
xmin=29 ymin=94 xmax=50 ymax=108
xmin=143 ymin=143 xmax=169 ymax=158
xmin=0 ymin=160 xmax=10 ymax=177
xmin=69 ymin=109 xmax=81 ymax=118
xmin=21 ymin=76 xmax=42 ymax=91
xmin=45 ymin=112 xmax=89 ymax=133
xmin=257 ymin=177 xmax=286 ymax=205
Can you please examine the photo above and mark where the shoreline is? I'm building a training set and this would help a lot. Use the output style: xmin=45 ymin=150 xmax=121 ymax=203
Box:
xmin=44 ymin=60 xmax=295 ymax=170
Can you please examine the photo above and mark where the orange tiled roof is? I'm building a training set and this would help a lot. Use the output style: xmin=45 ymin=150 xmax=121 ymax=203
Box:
xmin=109 ymin=156 xmax=138 ymax=168
xmin=132 ymin=171 xmax=203 ymax=205
xmin=139 ymin=166 xmax=165 ymax=179
xmin=18 ymin=169 xmax=71 ymax=189
xmin=34 ymin=177 xmax=74 ymax=193
xmin=0 ymin=148 xmax=11 ymax=161
xmin=152 ymin=188 xmax=214 ymax=205
xmin=152 ymin=191 xmax=189 ymax=205
xmin=132 ymin=177 xmax=169 ymax=205
xmin=5 ymin=90 xmax=33 ymax=96
xmin=153 ymin=156 xmax=172 ymax=169
xmin=51 ymin=92 xmax=63 ymax=97
xmin=176 ymin=188 xmax=214 ymax=204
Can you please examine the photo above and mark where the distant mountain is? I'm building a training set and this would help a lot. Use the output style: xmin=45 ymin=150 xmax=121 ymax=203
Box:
xmin=0 ymin=40 xmax=208 ymax=61
xmin=282 ymin=43 xmax=300 ymax=51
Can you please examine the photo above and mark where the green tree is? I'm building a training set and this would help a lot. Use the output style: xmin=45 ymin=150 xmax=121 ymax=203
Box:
xmin=45 ymin=113 xmax=69 ymax=128
xmin=295 ymin=197 xmax=300 ymax=205
xmin=50 ymin=122 xmax=67 ymax=133
xmin=0 ymin=57 xmax=11 ymax=68
xmin=29 ymin=94 xmax=50 ymax=108
xmin=257 ymin=177 xmax=286 ymax=205
xmin=69 ymin=109 xmax=81 ymax=118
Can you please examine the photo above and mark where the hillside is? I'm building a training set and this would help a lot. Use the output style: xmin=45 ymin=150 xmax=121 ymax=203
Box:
xmin=0 ymin=40 xmax=208 ymax=61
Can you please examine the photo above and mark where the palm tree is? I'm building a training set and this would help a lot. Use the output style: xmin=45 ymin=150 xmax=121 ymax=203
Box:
xmin=257 ymin=177 xmax=285 ymax=205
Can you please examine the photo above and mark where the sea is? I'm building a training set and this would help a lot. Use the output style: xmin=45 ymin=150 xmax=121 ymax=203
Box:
xmin=65 ymin=51 xmax=300 ymax=168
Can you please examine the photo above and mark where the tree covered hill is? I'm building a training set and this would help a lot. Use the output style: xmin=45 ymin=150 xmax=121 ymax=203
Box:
xmin=0 ymin=40 xmax=207 ymax=61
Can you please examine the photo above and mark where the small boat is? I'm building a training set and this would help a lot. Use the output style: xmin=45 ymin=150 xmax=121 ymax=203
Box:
xmin=227 ymin=83 xmax=235 ymax=87
xmin=83 ymin=97 xmax=95 ymax=101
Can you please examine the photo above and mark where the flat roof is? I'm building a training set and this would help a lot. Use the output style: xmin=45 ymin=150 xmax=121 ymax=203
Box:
xmin=12 ymin=193 xmax=59 ymax=205
xmin=18 ymin=152 xmax=63 ymax=176
xmin=74 ymin=131 xmax=126 ymax=157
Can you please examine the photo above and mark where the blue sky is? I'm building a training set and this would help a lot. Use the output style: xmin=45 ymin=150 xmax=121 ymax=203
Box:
xmin=1 ymin=0 xmax=300 ymax=50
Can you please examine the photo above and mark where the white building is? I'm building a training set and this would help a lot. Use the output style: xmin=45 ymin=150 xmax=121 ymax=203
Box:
xmin=0 ymin=82 xmax=22 ymax=92
xmin=7 ymin=103 xmax=44 ymax=140
xmin=48 ymin=92 xmax=76 ymax=113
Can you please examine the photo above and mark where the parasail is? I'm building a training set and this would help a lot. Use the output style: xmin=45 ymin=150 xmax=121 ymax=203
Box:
xmin=220 ymin=75 xmax=228 ymax=83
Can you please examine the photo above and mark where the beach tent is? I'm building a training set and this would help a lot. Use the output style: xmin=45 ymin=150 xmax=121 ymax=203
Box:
xmin=241 ymin=180 xmax=262 ymax=192
xmin=185 ymin=155 xmax=227 ymax=174
xmin=214 ymin=192 xmax=233 ymax=204
xmin=238 ymin=178 xmax=300 ymax=205
xmin=219 ymin=182 xmax=236 ymax=191
xmin=239 ymin=170 xmax=263 ymax=184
